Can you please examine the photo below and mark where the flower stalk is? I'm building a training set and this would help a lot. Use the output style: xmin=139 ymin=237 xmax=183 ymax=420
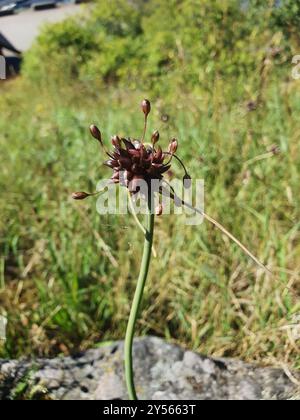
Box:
xmin=124 ymin=193 xmax=155 ymax=400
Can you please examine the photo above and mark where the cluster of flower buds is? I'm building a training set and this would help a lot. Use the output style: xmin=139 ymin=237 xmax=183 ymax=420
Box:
xmin=72 ymin=99 xmax=192 ymax=212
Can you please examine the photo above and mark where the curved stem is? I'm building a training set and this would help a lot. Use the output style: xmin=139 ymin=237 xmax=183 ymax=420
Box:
xmin=124 ymin=195 xmax=155 ymax=400
xmin=163 ymin=152 xmax=189 ymax=175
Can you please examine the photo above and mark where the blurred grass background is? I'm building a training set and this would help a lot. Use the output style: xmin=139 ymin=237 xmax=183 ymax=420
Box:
xmin=0 ymin=0 xmax=299 ymax=371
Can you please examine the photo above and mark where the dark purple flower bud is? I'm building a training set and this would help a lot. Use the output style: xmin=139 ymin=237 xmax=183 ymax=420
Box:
xmin=168 ymin=138 xmax=178 ymax=154
xmin=111 ymin=135 xmax=121 ymax=149
xmin=122 ymin=138 xmax=135 ymax=150
xmin=118 ymin=156 xmax=132 ymax=170
xmin=128 ymin=148 xmax=141 ymax=158
xmin=153 ymin=146 xmax=163 ymax=163
xmin=90 ymin=125 xmax=103 ymax=145
xmin=141 ymin=99 xmax=151 ymax=116
xmin=151 ymin=130 xmax=160 ymax=145
xmin=72 ymin=192 xmax=90 ymax=200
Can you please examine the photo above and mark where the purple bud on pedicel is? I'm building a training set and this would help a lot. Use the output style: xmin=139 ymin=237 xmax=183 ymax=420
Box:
xmin=111 ymin=135 xmax=121 ymax=149
xmin=151 ymin=130 xmax=160 ymax=145
xmin=72 ymin=192 xmax=90 ymax=200
xmin=168 ymin=138 xmax=178 ymax=154
xmin=90 ymin=125 xmax=103 ymax=145
xmin=141 ymin=99 xmax=151 ymax=117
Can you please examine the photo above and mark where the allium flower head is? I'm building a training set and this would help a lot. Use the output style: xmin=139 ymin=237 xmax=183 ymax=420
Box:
xmin=72 ymin=99 xmax=191 ymax=198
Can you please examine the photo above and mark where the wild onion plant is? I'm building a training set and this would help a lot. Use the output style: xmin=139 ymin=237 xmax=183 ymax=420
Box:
xmin=72 ymin=99 xmax=269 ymax=400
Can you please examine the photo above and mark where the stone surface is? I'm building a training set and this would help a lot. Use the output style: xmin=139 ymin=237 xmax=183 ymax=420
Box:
xmin=0 ymin=336 xmax=298 ymax=400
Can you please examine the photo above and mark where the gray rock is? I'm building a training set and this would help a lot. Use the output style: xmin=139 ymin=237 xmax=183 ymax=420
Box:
xmin=0 ymin=336 xmax=298 ymax=400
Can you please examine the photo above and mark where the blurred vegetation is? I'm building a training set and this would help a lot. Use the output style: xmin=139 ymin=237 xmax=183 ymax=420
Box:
xmin=0 ymin=0 xmax=299 ymax=371
xmin=23 ymin=0 xmax=296 ymax=98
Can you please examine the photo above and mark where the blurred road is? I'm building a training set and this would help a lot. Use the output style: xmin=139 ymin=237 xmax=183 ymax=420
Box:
xmin=0 ymin=5 xmax=81 ymax=52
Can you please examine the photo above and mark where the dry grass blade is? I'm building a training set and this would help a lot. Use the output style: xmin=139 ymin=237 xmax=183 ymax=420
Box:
xmin=160 ymin=184 xmax=270 ymax=274
xmin=183 ymin=200 xmax=271 ymax=274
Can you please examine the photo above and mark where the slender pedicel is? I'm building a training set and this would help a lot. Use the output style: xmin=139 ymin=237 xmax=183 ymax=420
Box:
xmin=164 ymin=151 xmax=190 ymax=177
xmin=141 ymin=99 xmax=151 ymax=143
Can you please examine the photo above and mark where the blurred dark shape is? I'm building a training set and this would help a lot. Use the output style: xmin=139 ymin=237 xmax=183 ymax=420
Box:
xmin=268 ymin=46 xmax=282 ymax=58
xmin=6 ymin=56 xmax=22 ymax=75
xmin=30 ymin=0 xmax=57 ymax=11
xmin=268 ymin=145 xmax=281 ymax=155
xmin=0 ymin=0 xmax=60 ymax=14
xmin=0 ymin=32 xmax=22 ymax=78
xmin=0 ymin=32 xmax=21 ymax=54
xmin=69 ymin=0 xmax=91 ymax=3
xmin=161 ymin=114 xmax=170 ymax=123
xmin=246 ymin=100 xmax=258 ymax=112
xmin=0 ymin=0 xmax=32 ymax=15
xmin=0 ymin=0 xmax=15 ymax=16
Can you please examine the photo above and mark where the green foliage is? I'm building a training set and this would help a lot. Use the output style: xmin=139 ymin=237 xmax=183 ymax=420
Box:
xmin=24 ymin=0 xmax=146 ymax=87
xmin=24 ymin=16 xmax=98 ymax=84
xmin=23 ymin=0 xmax=293 ymax=98
xmin=272 ymin=0 xmax=300 ymax=38
xmin=9 ymin=367 xmax=49 ymax=400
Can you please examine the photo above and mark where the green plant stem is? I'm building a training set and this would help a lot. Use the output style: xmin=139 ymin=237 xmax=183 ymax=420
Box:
xmin=124 ymin=196 xmax=155 ymax=400
xmin=127 ymin=191 xmax=157 ymax=258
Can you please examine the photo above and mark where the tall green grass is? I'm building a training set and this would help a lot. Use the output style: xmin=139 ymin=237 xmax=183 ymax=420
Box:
xmin=0 ymin=76 xmax=299 ymax=369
